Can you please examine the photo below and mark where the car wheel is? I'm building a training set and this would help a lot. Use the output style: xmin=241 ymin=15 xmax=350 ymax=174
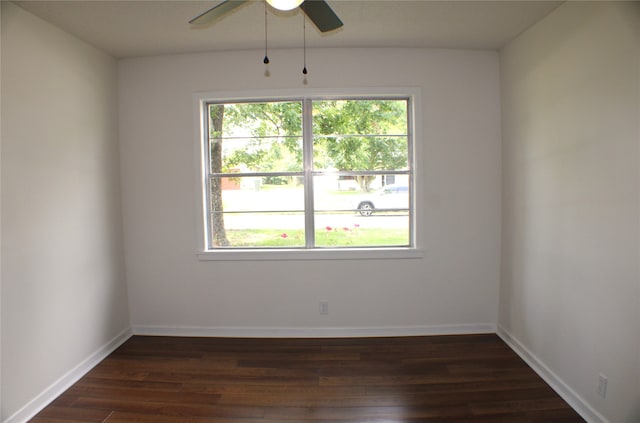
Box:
xmin=358 ymin=202 xmax=374 ymax=216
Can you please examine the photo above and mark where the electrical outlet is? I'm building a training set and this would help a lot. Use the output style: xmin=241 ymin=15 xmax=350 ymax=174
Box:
xmin=319 ymin=301 xmax=329 ymax=315
xmin=597 ymin=373 xmax=608 ymax=398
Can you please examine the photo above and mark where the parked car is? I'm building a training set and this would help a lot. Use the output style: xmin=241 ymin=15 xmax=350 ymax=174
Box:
xmin=353 ymin=184 xmax=409 ymax=216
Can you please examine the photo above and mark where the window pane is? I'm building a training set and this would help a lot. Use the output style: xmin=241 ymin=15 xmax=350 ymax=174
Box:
xmin=210 ymin=177 xmax=304 ymax=212
xmin=312 ymin=99 xmax=409 ymax=172
xmin=210 ymin=212 xmax=305 ymax=248
xmin=313 ymin=174 xmax=410 ymax=212
xmin=314 ymin=212 xmax=410 ymax=248
xmin=313 ymin=99 xmax=407 ymax=136
xmin=213 ymin=102 xmax=303 ymax=138
xmin=313 ymin=135 xmax=408 ymax=172
xmin=313 ymin=175 xmax=410 ymax=247
xmin=212 ymin=136 xmax=303 ymax=173
xmin=313 ymin=175 xmax=356 ymax=213
xmin=209 ymin=101 xmax=303 ymax=173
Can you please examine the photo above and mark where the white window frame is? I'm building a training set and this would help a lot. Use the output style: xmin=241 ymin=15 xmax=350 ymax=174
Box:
xmin=194 ymin=88 xmax=424 ymax=261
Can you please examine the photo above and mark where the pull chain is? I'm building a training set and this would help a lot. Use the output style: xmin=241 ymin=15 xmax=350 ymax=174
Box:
xmin=263 ymin=0 xmax=270 ymax=64
xmin=302 ymin=13 xmax=308 ymax=75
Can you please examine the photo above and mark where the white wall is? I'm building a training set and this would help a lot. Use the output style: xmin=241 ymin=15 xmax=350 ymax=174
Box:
xmin=499 ymin=2 xmax=640 ymax=422
xmin=0 ymin=2 xmax=3 ymax=416
xmin=118 ymin=48 xmax=501 ymax=335
xmin=1 ymin=3 xmax=130 ymax=421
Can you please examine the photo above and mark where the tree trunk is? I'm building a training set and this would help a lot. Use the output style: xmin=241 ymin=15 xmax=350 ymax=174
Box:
xmin=210 ymin=105 xmax=229 ymax=246
xmin=355 ymin=175 xmax=375 ymax=192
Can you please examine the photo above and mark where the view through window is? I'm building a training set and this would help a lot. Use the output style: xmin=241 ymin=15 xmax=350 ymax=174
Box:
xmin=203 ymin=97 xmax=413 ymax=250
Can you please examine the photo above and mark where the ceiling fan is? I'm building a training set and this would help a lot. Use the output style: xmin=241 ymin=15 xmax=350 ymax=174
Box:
xmin=189 ymin=0 xmax=344 ymax=33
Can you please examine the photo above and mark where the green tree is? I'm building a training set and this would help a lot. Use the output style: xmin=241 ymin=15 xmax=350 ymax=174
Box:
xmin=313 ymin=99 xmax=408 ymax=192
xmin=209 ymin=102 xmax=303 ymax=247
xmin=223 ymin=102 xmax=303 ymax=175
xmin=218 ymin=99 xmax=407 ymax=192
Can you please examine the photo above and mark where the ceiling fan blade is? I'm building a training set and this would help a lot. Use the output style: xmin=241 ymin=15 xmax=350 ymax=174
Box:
xmin=301 ymin=0 xmax=343 ymax=33
xmin=189 ymin=0 xmax=250 ymax=25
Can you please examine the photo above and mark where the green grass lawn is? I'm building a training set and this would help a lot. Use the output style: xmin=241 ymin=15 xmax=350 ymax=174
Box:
xmin=225 ymin=227 xmax=408 ymax=247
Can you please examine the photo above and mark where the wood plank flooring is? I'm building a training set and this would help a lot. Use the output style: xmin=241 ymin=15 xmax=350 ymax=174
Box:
xmin=32 ymin=334 xmax=585 ymax=422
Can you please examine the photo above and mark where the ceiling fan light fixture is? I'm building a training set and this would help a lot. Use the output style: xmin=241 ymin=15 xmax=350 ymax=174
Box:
xmin=266 ymin=0 xmax=303 ymax=11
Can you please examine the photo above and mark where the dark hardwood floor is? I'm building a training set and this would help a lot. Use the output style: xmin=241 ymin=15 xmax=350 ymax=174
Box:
xmin=32 ymin=334 xmax=585 ymax=422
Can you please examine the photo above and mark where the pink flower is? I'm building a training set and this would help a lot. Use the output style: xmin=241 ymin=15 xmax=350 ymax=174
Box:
xmin=281 ymin=233 xmax=288 ymax=238
xmin=353 ymin=223 xmax=360 ymax=228
xmin=326 ymin=226 xmax=333 ymax=231
xmin=342 ymin=227 xmax=350 ymax=232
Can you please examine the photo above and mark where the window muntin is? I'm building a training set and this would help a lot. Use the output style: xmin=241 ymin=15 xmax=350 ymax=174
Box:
xmin=203 ymin=96 xmax=413 ymax=251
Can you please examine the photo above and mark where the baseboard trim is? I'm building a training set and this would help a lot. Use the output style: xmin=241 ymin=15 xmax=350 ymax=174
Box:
xmin=4 ymin=327 xmax=133 ymax=423
xmin=131 ymin=323 xmax=496 ymax=338
xmin=497 ymin=325 xmax=607 ymax=423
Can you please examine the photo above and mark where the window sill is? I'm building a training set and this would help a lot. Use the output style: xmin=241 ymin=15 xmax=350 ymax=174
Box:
xmin=197 ymin=248 xmax=424 ymax=261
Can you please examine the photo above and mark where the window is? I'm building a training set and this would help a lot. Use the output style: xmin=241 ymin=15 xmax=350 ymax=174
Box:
xmin=197 ymin=90 xmax=420 ymax=258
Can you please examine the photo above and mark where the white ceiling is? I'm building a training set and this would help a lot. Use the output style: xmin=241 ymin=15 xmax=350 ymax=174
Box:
xmin=14 ymin=0 xmax=562 ymax=58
